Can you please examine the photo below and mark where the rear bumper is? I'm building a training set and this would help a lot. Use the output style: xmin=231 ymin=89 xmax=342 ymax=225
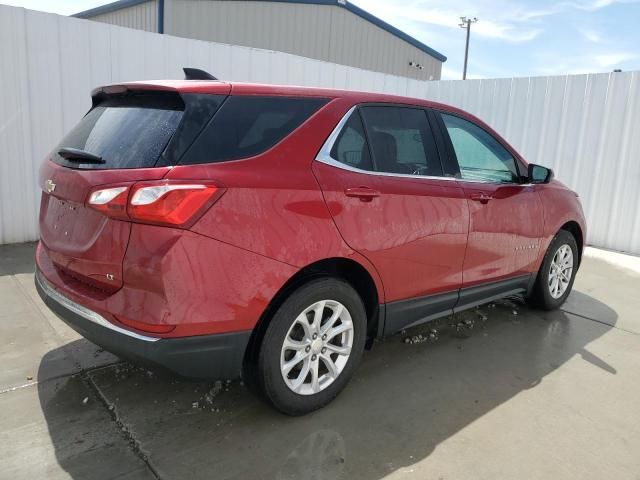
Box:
xmin=35 ymin=269 xmax=251 ymax=379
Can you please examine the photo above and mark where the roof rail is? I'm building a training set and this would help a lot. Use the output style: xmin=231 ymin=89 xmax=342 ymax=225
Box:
xmin=183 ymin=68 xmax=218 ymax=81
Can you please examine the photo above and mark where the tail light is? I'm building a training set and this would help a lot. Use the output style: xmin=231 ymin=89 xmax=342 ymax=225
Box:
xmin=87 ymin=186 xmax=129 ymax=220
xmin=128 ymin=183 xmax=220 ymax=226
xmin=87 ymin=181 xmax=224 ymax=228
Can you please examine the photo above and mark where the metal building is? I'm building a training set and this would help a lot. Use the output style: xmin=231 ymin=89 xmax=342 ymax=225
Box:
xmin=73 ymin=0 xmax=446 ymax=80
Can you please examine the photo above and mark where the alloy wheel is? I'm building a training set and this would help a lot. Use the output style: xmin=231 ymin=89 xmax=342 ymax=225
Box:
xmin=548 ymin=244 xmax=574 ymax=299
xmin=280 ymin=300 xmax=354 ymax=395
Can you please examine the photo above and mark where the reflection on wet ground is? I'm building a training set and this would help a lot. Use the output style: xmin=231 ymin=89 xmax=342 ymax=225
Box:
xmin=3 ymin=243 xmax=640 ymax=480
xmin=37 ymin=297 xmax=620 ymax=480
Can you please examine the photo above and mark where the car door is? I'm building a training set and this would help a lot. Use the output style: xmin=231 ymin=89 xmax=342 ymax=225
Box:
xmin=313 ymin=105 xmax=469 ymax=334
xmin=435 ymin=111 xmax=544 ymax=302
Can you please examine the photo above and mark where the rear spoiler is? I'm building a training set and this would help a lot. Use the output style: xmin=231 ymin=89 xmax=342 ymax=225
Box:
xmin=90 ymin=77 xmax=230 ymax=108
xmin=91 ymin=67 xmax=219 ymax=97
xmin=90 ymin=84 xmax=182 ymax=108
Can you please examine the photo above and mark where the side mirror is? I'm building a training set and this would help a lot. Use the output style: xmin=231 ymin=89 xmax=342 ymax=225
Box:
xmin=528 ymin=164 xmax=554 ymax=184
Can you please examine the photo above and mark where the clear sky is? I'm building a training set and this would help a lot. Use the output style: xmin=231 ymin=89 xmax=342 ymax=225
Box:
xmin=3 ymin=0 xmax=639 ymax=79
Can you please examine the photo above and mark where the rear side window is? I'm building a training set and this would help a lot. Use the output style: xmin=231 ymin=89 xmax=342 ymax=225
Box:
xmin=181 ymin=96 xmax=327 ymax=164
xmin=53 ymin=95 xmax=184 ymax=170
xmin=360 ymin=106 xmax=443 ymax=177
xmin=330 ymin=111 xmax=373 ymax=171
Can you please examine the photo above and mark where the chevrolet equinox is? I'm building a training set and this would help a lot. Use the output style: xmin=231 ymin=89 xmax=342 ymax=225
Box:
xmin=35 ymin=73 xmax=586 ymax=415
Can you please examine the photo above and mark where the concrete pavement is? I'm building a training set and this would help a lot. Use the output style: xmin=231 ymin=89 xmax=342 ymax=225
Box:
xmin=1 ymin=243 xmax=639 ymax=480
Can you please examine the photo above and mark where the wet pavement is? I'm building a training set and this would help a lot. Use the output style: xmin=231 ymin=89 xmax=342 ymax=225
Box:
xmin=1 ymin=243 xmax=640 ymax=480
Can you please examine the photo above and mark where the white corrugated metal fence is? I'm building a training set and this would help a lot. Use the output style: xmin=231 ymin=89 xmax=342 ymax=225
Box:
xmin=422 ymin=75 xmax=640 ymax=255
xmin=0 ymin=5 xmax=638 ymax=254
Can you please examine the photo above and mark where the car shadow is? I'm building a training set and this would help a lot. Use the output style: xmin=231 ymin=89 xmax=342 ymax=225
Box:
xmin=37 ymin=293 xmax=618 ymax=480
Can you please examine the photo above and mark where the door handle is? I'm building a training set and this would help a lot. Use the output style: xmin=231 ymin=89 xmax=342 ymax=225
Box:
xmin=344 ymin=186 xmax=381 ymax=202
xmin=470 ymin=192 xmax=493 ymax=204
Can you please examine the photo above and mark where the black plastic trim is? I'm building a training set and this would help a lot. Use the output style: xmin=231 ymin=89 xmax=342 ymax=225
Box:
xmin=381 ymin=274 xmax=531 ymax=336
xmin=183 ymin=67 xmax=218 ymax=81
xmin=428 ymin=108 xmax=461 ymax=178
xmin=455 ymin=274 xmax=531 ymax=312
xmin=376 ymin=304 xmax=386 ymax=339
xmin=35 ymin=270 xmax=251 ymax=380
xmin=384 ymin=290 xmax=458 ymax=336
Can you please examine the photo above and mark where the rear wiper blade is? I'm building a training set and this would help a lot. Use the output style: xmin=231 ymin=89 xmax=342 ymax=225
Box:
xmin=57 ymin=147 xmax=105 ymax=164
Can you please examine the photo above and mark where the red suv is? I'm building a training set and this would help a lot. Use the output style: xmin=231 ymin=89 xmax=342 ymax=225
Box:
xmin=36 ymin=74 xmax=586 ymax=415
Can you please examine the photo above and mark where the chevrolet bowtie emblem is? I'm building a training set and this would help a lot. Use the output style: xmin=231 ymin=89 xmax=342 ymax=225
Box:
xmin=44 ymin=179 xmax=56 ymax=194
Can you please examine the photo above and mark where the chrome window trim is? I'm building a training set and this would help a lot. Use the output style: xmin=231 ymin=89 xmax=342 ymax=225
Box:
xmin=315 ymin=106 xmax=458 ymax=182
xmin=37 ymin=270 xmax=160 ymax=343
xmin=315 ymin=106 xmax=526 ymax=185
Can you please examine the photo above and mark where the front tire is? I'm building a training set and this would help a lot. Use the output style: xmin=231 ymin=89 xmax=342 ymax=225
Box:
xmin=529 ymin=229 xmax=578 ymax=310
xmin=257 ymin=278 xmax=367 ymax=415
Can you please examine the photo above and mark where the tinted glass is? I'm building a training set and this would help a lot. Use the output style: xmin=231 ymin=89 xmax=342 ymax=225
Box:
xmin=53 ymin=95 xmax=184 ymax=170
xmin=360 ymin=106 xmax=442 ymax=176
xmin=330 ymin=111 xmax=373 ymax=171
xmin=181 ymin=96 xmax=327 ymax=164
xmin=158 ymin=94 xmax=226 ymax=166
xmin=442 ymin=113 xmax=518 ymax=183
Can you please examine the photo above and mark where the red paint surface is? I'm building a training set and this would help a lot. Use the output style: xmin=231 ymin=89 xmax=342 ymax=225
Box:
xmin=458 ymin=182 xmax=545 ymax=286
xmin=313 ymin=162 xmax=468 ymax=301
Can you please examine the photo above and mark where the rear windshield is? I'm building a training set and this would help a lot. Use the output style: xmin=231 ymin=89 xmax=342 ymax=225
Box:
xmin=180 ymin=96 xmax=328 ymax=164
xmin=52 ymin=94 xmax=184 ymax=170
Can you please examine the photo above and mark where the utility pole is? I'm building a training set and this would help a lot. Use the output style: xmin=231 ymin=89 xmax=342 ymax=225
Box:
xmin=459 ymin=17 xmax=478 ymax=80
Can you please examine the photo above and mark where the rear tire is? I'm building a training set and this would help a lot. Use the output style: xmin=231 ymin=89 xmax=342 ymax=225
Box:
xmin=257 ymin=278 xmax=367 ymax=415
xmin=529 ymin=229 xmax=578 ymax=310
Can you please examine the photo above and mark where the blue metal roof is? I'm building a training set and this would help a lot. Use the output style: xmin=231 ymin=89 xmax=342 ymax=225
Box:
xmin=73 ymin=0 xmax=149 ymax=18
xmin=72 ymin=0 xmax=447 ymax=62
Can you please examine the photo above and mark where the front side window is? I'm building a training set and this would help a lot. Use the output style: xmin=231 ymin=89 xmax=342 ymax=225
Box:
xmin=360 ymin=106 xmax=443 ymax=177
xmin=441 ymin=113 xmax=519 ymax=183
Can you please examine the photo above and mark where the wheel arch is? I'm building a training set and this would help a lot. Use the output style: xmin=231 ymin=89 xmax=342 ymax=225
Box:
xmin=560 ymin=220 xmax=584 ymax=266
xmin=243 ymin=257 xmax=383 ymax=376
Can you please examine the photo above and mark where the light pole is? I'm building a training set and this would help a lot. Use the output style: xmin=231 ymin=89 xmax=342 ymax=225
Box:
xmin=459 ymin=17 xmax=478 ymax=80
